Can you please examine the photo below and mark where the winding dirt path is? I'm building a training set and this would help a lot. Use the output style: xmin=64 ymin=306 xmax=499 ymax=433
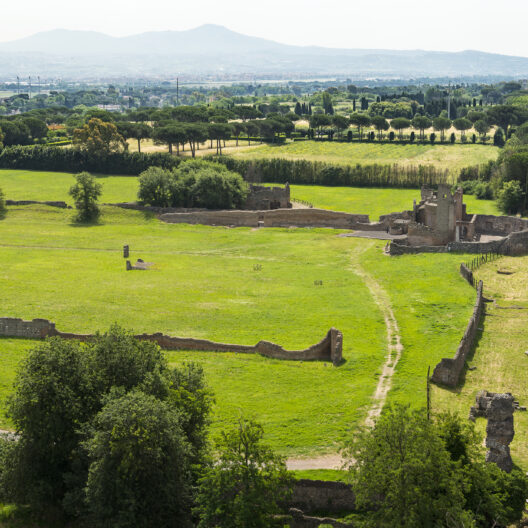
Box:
xmin=286 ymin=247 xmax=403 ymax=470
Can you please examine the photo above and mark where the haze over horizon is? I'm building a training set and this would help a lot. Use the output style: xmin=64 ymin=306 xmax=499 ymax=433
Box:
xmin=2 ymin=0 xmax=528 ymax=58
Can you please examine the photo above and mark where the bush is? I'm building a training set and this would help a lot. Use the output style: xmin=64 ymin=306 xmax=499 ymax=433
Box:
xmin=494 ymin=128 xmax=505 ymax=147
xmin=138 ymin=160 xmax=248 ymax=209
xmin=69 ymin=172 xmax=102 ymax=223
xmin=450 ymin=132 xmax=456 ymax=144
xmin=474 ymin=182 xmax=493 ymax=200
xmin=497 ymin=180 xmax=524 ymax=215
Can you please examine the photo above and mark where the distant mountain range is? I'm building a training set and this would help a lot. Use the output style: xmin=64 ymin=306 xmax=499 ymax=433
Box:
xmin=1 ymin=25 xmax=528 ymax=81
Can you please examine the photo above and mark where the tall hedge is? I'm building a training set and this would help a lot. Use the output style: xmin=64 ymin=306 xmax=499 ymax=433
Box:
xmin=208 ymin=156 xmax=450 ymax=189
xmin=0 ymin=145 xmax=182 ymax=175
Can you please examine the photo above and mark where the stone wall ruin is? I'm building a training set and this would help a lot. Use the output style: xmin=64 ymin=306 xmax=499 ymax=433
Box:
xmin=469 ymin=391 xmax=515 ymax=472
xmin=0 ymin=318 xmax=343 ymax=365
xmin=431 ymin=280 xmax=484 ymax=387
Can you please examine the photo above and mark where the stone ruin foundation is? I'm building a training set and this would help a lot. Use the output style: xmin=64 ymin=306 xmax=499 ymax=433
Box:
xmin=469 ymin=390 xmax=515 ymax=472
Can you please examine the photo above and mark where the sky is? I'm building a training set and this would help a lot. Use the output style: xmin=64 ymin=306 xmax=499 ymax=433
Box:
xmin=1 ymin=0 xmax=527 ymax=57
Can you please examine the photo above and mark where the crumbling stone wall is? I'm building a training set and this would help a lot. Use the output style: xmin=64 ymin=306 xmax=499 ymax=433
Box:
xmin=279 ymin=509 xmax=354 ymax=528
xmin=244 ymin=184 xmax=291 ymax=210
xmin=5 ymin=200 xmax=70 ymax=209
xmin=0 ymin=318 xmax=343 ymax=365
xmin=431 ymin=280 xmax=484 ymax=387
xmin=473 ymin=214 xmax=528 ymax=236
xmin=160 ymin=208 xmax=370 ymax=229
xmin=0 ymin=318 xmax=57 ymax=338
xmin=469 ymin=391 xmax=515 ymax=472
xmin=290 ymin=479 xmax=355 ymax=514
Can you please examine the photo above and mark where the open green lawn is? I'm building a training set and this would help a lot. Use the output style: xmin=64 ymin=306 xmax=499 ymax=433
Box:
xmin=1 ymin=170 xmax=500 ymax=222
xmin=0 ymin=169 xmax=138 ymax=204
xmin=231 ymin=141 xmax=499 ymax=174
xmin=0 ymin=205 xmax=475 ymax=457
xmin=286 ymin=184 xmax=500 ymax=220
xmin=433 ymin=256 xmax=528 ymax=470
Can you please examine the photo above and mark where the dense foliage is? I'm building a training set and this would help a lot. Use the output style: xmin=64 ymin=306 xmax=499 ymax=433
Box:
xmin=138 ymin=160 xmax=249 ymax=209
xmin=343 ymin=405 xmax=528 ymax=528
xmin=0 ymin=186 xmax=5 ymax=218
xmin=0 ymin=326 xmax=213 ymax=526
xmin=195 ymin=419 xmax=293 ymax=528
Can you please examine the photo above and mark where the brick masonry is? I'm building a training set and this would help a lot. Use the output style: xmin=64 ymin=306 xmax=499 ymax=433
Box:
xmin=0 ymin=318 xmax=343 ymax=365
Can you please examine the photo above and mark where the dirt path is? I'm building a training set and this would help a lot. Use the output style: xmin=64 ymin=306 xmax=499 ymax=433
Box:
xmin=352 ymin=260 xmax=403 ymax=427
xmin=285 ymin=247 xmax=403 ymax=470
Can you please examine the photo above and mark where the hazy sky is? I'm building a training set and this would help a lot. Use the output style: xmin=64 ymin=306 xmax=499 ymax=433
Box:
xmin=2 ymin=0 xmax=527 ymax=57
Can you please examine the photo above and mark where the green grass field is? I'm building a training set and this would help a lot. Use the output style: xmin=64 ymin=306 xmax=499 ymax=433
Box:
xmin=231 ymin=141 xmax=499 ymax=174
xmin=286 ymin=184 xmax=500 ymax=220
xmin=0 ymin=204 xmax=475 ymax=457
xmin=1 ymin=170 xmax=500 ymax=222
xmin=433 ymin=256 xmax=528 ymax=469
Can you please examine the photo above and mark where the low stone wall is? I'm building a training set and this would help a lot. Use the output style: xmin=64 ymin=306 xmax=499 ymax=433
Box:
xmin=278 ymin=509 xmax=354 ymax=528
xmin=6 ymin=200 xmax=70 ymax=209
xmin=290 ymin=479 xmax=355 ymax=514
xmin=431 ymin=280 xmax=484 ymax=387
xmin=0 ymin=318 xmax=343 ymax=365
xmin=388 ymin=243 xmax=447 ymax=255
xmin=473 ymin=214 xmax=528 ymax=237
xmin=0 ymin=318 xmax=57 ymax=338
xmin=160 ymin=208 xmax=370 ymax=230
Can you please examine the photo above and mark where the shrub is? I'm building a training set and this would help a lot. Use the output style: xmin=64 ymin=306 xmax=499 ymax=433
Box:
xmin=69 ymin=172 xmax=102 ymax=223
xmin=138 ymin=160 xmax=248 ymax=209
xmin=474 ymin=182 xmax=493 ymax=200
xmin=450 ymin=132 xmax=456 ymax=144
xmin=409 ymin=131 xmax=415 ymax=143
xmin=494 ymin=128 xmax=505 ymax=147
xmin=497 ymin=180 xmax=524 ymax=215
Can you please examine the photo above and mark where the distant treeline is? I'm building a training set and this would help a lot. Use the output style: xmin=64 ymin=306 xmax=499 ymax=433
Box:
xmin=0 ymin=145 xmax=452 ymax=188
xmin=208 ymin=156 xmax=451 ymax=188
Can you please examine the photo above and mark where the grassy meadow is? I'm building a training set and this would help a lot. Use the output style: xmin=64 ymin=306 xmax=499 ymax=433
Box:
xmin=232 ymin=141 xmax=499 ymax=174
xmin=1 ymin=170 xmax=500 ymax=222
xmin=0 ymin=203 xmax=475 ymax=457
xmin=433 ymin=256 xmax=528 ymax=469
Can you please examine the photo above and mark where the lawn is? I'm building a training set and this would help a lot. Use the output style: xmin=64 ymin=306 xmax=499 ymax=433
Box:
xmin=0 ymin=169 xmax=138 ymax=204
xmin=1 ymin=170 xmax=500 ymax=222
xmin=0 ymin=204 xmax=474 ymax=457
xmin=432 ymin=256 xmax=528 ymax=469
xmin=285 ymin=184 xmax=500 ymax=220
xmin=232 ymin=141 xmax=499 ymax=174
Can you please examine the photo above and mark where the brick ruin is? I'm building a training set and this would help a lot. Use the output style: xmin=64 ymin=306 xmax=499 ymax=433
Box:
xmin=244 ymin=183 xmax=291 ymax=210
xmin=469 ymin=391 xmax=515 ymax=472
xmin=0 ymin=318 xmax=343 ymax=366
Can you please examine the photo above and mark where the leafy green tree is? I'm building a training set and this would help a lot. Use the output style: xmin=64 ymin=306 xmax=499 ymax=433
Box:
xmin=73 ymin=118 xmax=126 ymax=154
xmin=185 ymin=123 xmax=209 ymax=157
xmin=128 ymin=122 xmax=152 ymax=153
xmin=231 ymin=122 xmax=246 ymax=146
xmin=349 ymin=113 xmax=371 ymax=140
xmin=207 ymin=123 xmax=232 ymax=154
xmin=309 ymin=114 xmax=332 ymax=136
xmin=195 ymin=419 xmax=293 ymax=528
xmin=474 ymin=119 xmax=490 ymax=141
xmin=342 ymin=405 xmax=468 ymax=528
xmin=411 ymin=115 xmax=432 ymax=142
xmin=391 ymin=117 xmax=411 ymax=140
xmin=0 ymin=120 xmax=31 ymax=146
xmin=487 ymin=105 xmax=520 ymax=139
xmin=332 ymin=115 xmax=349 ymax=138
xmin=322 ymin=91 xmax=334 ymax=115
xmin=371 ymin=115 xmax=389 ymax=140
xmin=20 ymin=117 xmax=48 ymax=140
xmin=84 ymin=391 xmax=192 ymax=528
xmin=138 ymin=167 xmax=174 ymax=207
xmin=432 ymin=116 xmax=452 ymax=142
xmin=69 ymin=172 xmax=102 ymax=223
xmin=494 ymin=128 xmax=505 ymax=147
xmin=453 ymin=118 xmax=473 ymax=141
xmin=153 ymin=124 xmax=187 ymax=155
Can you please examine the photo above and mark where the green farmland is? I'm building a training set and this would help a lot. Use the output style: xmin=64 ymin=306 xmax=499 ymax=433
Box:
xmin=231 ymin=141 xmax=500 ymax=174
xmin=0 ymin=203 xmax=475 ymax=458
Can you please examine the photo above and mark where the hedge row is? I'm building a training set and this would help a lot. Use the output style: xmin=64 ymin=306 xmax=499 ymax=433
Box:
xmin=209 ymin=156 xmax=451 ymax=188
xmin=0 ymin=146 xmax=452 ymax=188
xmin=0 ymin=145 xmax=182 ymax=175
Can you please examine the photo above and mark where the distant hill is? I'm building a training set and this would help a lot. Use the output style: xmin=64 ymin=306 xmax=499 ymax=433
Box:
xmin=1 ymin=25 xmax=528 ymax=80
